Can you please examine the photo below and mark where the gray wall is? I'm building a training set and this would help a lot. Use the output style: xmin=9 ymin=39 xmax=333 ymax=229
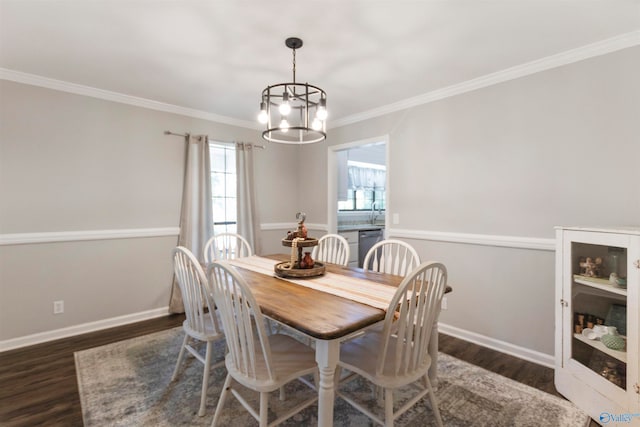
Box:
xmin=0 ymin=80 xmax=298 ymax=341
xmin=298 ymin=46 xmax=640 ymax=356
xmin=1 ymin=46 xmax=638 ymax=358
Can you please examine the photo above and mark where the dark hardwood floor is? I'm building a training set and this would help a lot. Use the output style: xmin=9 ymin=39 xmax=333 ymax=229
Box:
xmin=0 ymin=315 xmax=185 ymax=427
xmin=0 ymin=316 xmax=596 ymax=426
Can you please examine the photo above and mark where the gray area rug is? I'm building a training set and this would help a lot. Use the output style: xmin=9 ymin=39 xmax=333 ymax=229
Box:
xmin=75 ymin=327 xmax=589 ymax=426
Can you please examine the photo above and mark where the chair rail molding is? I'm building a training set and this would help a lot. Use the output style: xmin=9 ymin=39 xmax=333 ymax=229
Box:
xmin=260 ymin=224 xmax=554 ymax=251
xmin=0 ymin=227 xmax=180 ymax=245
xmin=261 ymin=222 xmax=328 ymax=232
xmin=387 ymin=228 xmax=555 ymax=251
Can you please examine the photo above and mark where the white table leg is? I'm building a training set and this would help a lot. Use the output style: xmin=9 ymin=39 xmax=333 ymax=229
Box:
xmin=315 ymin=339 xmax=340 ymax=427
xmin=428 ymin=322 xmax=439 ymax=388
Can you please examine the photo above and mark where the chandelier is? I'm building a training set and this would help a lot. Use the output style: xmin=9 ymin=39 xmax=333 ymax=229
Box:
xmin=258 ymin=37 xmax=327 ymax=144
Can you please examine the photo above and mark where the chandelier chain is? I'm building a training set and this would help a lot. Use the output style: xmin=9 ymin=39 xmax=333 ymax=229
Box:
xmin=292 ymin=48 xmax=297 ymax=84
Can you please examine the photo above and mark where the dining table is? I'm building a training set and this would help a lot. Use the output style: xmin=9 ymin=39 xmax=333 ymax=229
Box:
xmin=223 ymin=253 xmax=452 ymax=427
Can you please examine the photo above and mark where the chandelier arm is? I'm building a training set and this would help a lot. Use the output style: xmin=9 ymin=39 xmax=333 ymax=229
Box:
xmin=263 ymin=83 xmax=324 ymax=105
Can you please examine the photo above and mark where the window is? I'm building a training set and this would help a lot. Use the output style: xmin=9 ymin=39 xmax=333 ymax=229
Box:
xmin=338 ymin=161 xmax=386 ymax=211
xmin=338 ymin=188 xmax=386 ymax=211
xmin=209 ymin=142 xmax=237 ymax=235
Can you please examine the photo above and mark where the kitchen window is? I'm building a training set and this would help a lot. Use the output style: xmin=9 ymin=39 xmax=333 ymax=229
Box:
xmin=210 ymin=142 xmax=237 ymax=234
xmin=338 ymin=161 xmax=386 ymax=211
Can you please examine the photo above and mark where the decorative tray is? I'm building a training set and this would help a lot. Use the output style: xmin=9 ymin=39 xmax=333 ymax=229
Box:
xmin=274 ymin=261 xmax=326 ymax=278
xmin=281 ymin=237 xmax=318 ymax=248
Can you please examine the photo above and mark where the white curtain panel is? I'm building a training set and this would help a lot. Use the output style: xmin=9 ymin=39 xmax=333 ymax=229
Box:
xmin=236 ymin=143 xmax=260 ymax=254
xmin=169 ymin=134 xmax=213 ymax=313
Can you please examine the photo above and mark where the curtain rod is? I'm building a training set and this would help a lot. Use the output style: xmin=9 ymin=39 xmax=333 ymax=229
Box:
xmin=164 ymin=131 xmax=265 ymax=149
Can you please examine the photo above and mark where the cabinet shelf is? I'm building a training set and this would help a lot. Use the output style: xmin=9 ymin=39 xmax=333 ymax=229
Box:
xmin=573 ymin=333 xmax=627 ymax=363
xmin=555 ymin=226 xmax=639 ymax=421
xmin=573 ymin=275 xmax=627 ymax=297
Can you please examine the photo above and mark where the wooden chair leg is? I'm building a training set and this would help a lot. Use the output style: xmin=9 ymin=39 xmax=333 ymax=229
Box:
xmin=198 ymin=341 xmax=213 ymax=416
xmin=259 ymin=392 xmax=269 ymax=427
xmin=171 ymin=334 xmax=189 ymax=381
xmin=211 ymin=374 xmax=232 ymax=427
xmin=384 ymin=388 xmax=394 ymax=427
xmin=426 ymin=377 xmax=444 ymax=427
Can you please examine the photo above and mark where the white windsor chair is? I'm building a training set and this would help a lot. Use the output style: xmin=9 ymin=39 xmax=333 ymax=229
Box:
xmin=171 ymin=246 xmax=225 ymax=417
xmin=203 ymin=233 xmax=253 ymax=263
xmin=312 ymin=233 xmax=350 ymax=266
xmin=208 ymin=261 xmax=319 ymax=427
xmin=336 ymin=261 xmax=448 ymax=427
xmin=362 ymin=239 xmax=420 ymax=276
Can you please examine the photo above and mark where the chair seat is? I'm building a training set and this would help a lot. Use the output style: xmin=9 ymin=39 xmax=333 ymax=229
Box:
xmin=181 ymin=312 xmax=223 ymax=343
xmin=226 ymin=333 xmax=317 ymax=392
xmin=339 ymin=330 xmax=431 ymax=388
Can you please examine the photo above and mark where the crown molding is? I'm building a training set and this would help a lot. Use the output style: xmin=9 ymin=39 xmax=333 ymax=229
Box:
xmin=2 ymin=31 xmax=638 ymax=131
xmin=0 ymin=68 xmax=260 ymax=130
xmin=331 ymin=30 xmax=640 ymax=128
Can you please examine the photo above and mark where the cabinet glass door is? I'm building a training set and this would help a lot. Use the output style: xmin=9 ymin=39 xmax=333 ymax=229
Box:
xmin=569 ymin=240 xmax=628 ymax=390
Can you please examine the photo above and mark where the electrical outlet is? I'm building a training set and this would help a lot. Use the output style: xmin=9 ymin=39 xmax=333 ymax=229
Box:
xmin=441 ymin=297 xmax=447 ymax=310
xmin=53 ymin=300 xmax=64 ymax=314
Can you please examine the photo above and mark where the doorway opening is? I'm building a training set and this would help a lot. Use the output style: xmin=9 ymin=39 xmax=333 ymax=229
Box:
xmin=327 ymin=136 xmax=389 ymax=234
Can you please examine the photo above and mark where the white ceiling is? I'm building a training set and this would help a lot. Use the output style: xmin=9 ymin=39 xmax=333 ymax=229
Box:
xmin=1 ymin=1 xmax=639 ymax=128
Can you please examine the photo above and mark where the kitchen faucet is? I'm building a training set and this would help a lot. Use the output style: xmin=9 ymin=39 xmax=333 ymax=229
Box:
xmin=370 ymin=201 xmax=382 ymax=224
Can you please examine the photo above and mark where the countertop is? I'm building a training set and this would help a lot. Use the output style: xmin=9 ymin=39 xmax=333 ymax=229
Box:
xmin=337 ymin=224 xmax=385 ymax=232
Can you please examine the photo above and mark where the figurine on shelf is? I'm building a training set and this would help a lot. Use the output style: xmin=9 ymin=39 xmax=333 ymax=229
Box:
xmin=284 ymin=212 xmax=309 ymax=240
xmin=296 ymin=212 xmax=308 ymax=239
xmin=579 ymin=256 xmax=603 ymax=277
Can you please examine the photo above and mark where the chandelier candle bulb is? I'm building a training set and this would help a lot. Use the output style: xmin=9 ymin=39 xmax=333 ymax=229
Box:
xmin=258 ymin=102 xmax=268 ymax=123
xmin=279 ymin=92 xmax=291 ymax=115
xmin=316 ymin=98 xmax=328 ymax=120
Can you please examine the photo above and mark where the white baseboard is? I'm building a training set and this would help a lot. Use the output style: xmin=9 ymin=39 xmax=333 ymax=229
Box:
xmin=1 ymin=307 xmax=554 ymax=370
xmin=0 ymin=307 xmax=170 ymax=352
xmin=438 ymin=322 xmax=555 ymax=369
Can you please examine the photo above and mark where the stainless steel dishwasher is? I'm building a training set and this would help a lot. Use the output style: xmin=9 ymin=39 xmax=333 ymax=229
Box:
xmin=358 ymin=229 xmax=384 ymax=267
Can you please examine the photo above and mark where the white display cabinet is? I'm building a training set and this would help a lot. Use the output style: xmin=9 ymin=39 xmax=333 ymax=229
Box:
xmin=555 ymin=226 xmax=640 ymax=426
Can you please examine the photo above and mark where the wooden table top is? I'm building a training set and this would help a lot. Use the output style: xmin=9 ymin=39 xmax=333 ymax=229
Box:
xmin=230 ymin=254 xmax=404 ymax=340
